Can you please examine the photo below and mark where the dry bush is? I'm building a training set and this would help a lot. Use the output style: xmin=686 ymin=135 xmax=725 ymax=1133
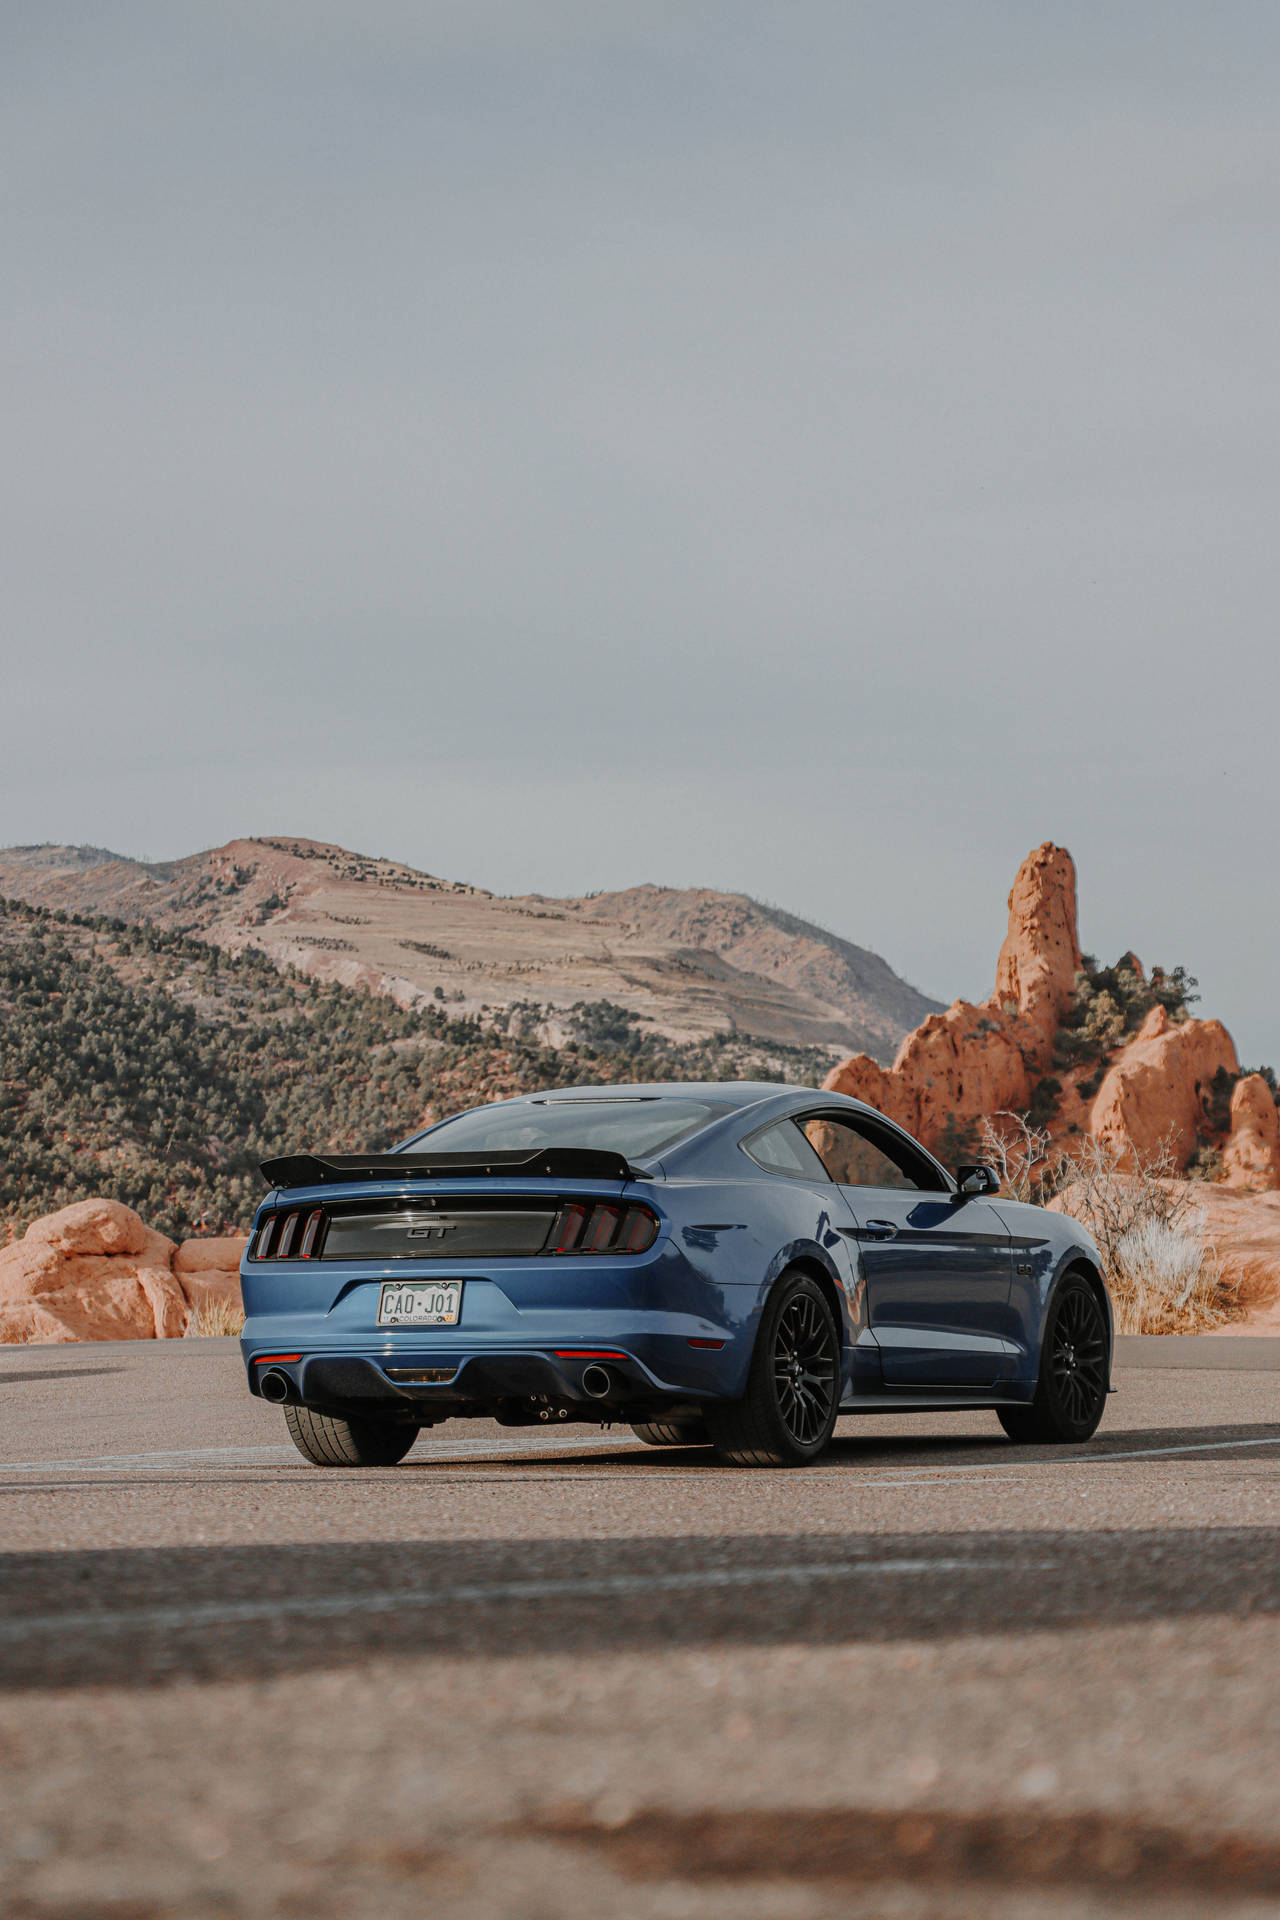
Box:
xmin=1216 ymin=1254 xmax=1280 ymax=1317
xmin=187 ymin=1296 xmax=245 ymax=1337
xmin=1041 ymin=1132 xmax=1196 ymax=1260
xmin=1109 ymin=1215 xmax=1229 ymax=1335
xmin=1044 ymin=1134 xmax=1241 ymax=1335
xmin=978 ymin=1117 xmax=1262 ymax=1333
xmin=979 ymin=1113 xmax=1053 ymax=1203
xmin=1107 ymin=1234 xmax=1245 ymax=1336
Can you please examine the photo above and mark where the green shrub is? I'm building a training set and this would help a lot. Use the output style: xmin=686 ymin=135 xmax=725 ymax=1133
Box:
xmin=1054 ymin=953 xmax=1200 ymax=1074
xmin=1026 ymin=1076 xmax=1063 ymax=1127
xmin=1200 ymin=1063 xmax=1280 ymax=1138
xmin=935 ymin=1114 xmax=980 ymax=1167
xmin=1185 ymin=1145 xmax=1224 ymax=1182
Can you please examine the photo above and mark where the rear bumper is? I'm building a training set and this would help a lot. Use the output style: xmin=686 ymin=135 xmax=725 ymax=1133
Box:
xmin=240 ymin=1232 xmax=756 ymax=1412
xmin=242 ymin=1337 xmax=735 ymax=1415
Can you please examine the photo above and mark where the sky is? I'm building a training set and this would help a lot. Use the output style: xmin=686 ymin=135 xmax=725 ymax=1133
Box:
xmin=3 ymin=2 xmax=1279 ymax=1060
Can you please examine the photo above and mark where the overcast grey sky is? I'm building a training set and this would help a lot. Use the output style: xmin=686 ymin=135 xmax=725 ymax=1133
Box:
xmin=4 ymin=3 xmax=1278 ymax=1059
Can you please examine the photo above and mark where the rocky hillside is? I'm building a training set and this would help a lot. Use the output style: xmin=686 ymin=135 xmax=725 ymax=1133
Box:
xmin=0 ymin=838 xmax=940 ymax=1063
xmin=826 ymin=842 xmax=1280 ymax=1190
xmin=0 ymin=896 xmax=833 ymax=1241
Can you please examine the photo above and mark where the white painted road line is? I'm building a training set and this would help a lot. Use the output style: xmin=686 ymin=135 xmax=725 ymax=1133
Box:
xmin=402 ymin=1432 xmax=1280 ymax=1481
xmin=0 ymin=1445 xmax=298 ymax=1473
xmin=1 ymin=1431 xmax=1276 ymax=1481
xmin=0 ymin=1433 xmax=641 ymax=1475
xmin=825 ymin=1433 xmax=1280 ymax=1473
xmin=0 ymin=1556 xmax=1061 ymax=1641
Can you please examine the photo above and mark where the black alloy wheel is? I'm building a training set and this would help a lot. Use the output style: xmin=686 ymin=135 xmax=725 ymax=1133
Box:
xmin=707 ymin=1272 xmax=841 ymax=1468
xmin=773 ymin=1288 xmax=839 ymax=1448
xmin=998 ymin=1272 xmax=1109 ymax=1445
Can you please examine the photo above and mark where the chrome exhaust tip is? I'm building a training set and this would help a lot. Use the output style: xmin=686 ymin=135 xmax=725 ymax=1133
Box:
xmin=580 ymin=1363 xmax=615 ymax=1401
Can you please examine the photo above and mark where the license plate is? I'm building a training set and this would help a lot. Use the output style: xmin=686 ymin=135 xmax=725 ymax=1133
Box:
xmin=377 ymin=1280 xmax=462 ymax=1327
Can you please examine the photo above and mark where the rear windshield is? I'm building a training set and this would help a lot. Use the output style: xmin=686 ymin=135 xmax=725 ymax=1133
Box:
xmin=402 ymin=1097 xmax=728 ymax=1161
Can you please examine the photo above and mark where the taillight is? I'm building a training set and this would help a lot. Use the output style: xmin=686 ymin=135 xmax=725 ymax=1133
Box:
xmin=543 ymin=1203 xmax=658 ymax=1256
xmin=614 ymin=1207 xmax=659 ymax=1253
xmin=254 ymin=1207 xmax=327 ymax=1260
xmin=582 ymin=1205 xmax=621 ymax=1251
xmin=549 ymin=1203 xmax=589 ymax=1253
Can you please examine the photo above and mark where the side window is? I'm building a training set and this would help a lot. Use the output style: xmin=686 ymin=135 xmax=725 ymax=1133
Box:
xmin=799 ymin=1115 xmax=942 ymax=1192
xmin=743 ymin=1120 xmax=833 ymax=1183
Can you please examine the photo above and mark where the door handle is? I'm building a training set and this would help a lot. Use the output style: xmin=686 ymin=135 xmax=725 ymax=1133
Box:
xmin=861 ymin=1219 xmax=899 ymax=1241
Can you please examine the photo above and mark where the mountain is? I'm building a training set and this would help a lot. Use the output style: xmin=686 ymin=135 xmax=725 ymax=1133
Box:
xmin=0 ymin=837 xmax=941 ymax=1063
xmin=0 ymin=897 xmax=837 ymax=1241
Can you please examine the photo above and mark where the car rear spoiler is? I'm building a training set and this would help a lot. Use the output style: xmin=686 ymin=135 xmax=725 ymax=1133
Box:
xmin=258 ymin=1147 xmax=640 ymax=1188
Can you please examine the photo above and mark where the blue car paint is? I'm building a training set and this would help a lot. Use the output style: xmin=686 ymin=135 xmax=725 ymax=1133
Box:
xmin=240 ymin=1081 xmax=1109 ymax=1419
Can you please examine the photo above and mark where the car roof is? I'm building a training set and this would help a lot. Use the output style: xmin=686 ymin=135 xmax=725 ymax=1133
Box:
xmin=407 ymin=1080 xmax=952 ymax=1186
xmin=509 ymin=1080 xmax=815 ymax=1110
xmin=498 ymin=1080 xmax=894 ymax=1126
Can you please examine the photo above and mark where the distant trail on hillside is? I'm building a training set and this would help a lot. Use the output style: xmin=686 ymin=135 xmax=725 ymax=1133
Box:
xmin=0 ymin=837 xmax=941 ymax=1063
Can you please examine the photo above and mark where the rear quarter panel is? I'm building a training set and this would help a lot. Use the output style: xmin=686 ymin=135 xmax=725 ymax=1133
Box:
xmin=657 ymin=1169 xmax=868 ymax=1396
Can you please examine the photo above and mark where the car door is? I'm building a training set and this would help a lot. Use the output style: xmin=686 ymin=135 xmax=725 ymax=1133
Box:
xmin=798 ymin=1113 xmax=1014 ymax=1387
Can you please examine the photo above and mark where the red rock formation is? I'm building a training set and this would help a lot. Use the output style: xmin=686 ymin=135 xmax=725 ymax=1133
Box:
xmin=824 ymin=842 xmax=1080 ymax=1156
xmin=823 ymin=840 xmax=1279 ymax=1192
xmin=1223 ymin=1074 xmax=1280 ymax=1192
xmin=821 ymin=1052 xmax=902 ymax=1121
xmin=991 ymin=842 xmax=1083 ymax=1066
xmin=0 ymin=1200 xmax=245 ymax=1345
xmin=830 ymin=1004 xmax=1034 ymax=1150
xmin=1090 ymin=1005 xmax=1238 ymax=1170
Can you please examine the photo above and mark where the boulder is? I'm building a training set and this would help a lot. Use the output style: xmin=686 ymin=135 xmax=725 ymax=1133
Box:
xmin=23 ymin=1198 xmax=156 ymax=1259
xmin=1090 ymin=1006 xmax=1239 ymax=1169
xmin=1223 ymin=1075 xmax=1280 ymax=1193
xmin=0 ymin=1201 xmax=249 ymax=1344
xmin=0 ymin=1199 xmax=188 ymax=1344
xmin=174 ymin=1235 xmax=248 ymax=1316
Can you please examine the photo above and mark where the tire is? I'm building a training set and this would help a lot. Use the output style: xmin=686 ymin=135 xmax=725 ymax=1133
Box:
xmin=283 ymin=1403 xmax=418 ymax=1467
xmin=998 ymin=1272 xmax=1109 ymax=1445
xmin=706 ymin=1271 xmax=841 ymax=1468
xmin=629 ymin=1418 xmax=711 ymax=1447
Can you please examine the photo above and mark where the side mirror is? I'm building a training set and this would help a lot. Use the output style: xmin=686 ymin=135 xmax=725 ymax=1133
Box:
xmin=954 ymin=1163 xmax=999 ymax=1201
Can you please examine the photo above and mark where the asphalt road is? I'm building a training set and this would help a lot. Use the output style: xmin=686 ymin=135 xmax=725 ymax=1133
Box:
xmin=2 ymin=1339 xmax=1279 ymax=1920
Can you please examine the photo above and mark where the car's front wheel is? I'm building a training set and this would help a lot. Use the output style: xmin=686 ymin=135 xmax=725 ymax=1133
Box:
xmin=707 ymin=1271 xmax=841 ymax=1467
xmin=998 ymin=1271 xmax=1109 ymax=1445
xmin=283 ymin=1404 xmax=418 ymax=1467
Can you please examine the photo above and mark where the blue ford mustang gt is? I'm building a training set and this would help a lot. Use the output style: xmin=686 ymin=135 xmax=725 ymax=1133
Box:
xmin=240 ymin=1082 xmax=1111 ymax=1468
